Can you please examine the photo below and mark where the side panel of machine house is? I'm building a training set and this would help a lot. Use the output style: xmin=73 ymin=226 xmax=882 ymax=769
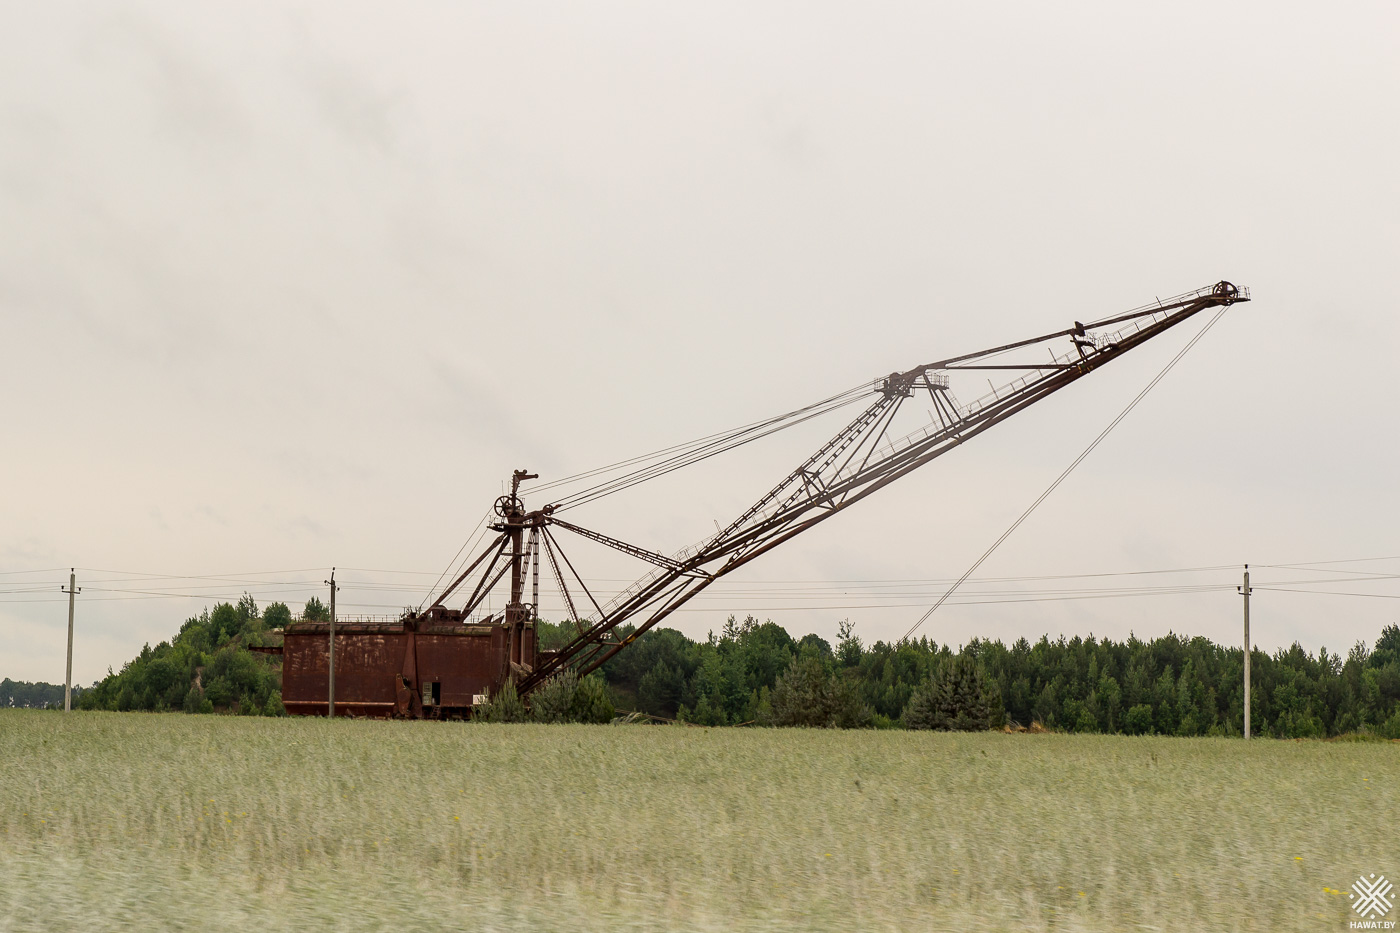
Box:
xmin=281 ymin=620 xmax=528 ymax=718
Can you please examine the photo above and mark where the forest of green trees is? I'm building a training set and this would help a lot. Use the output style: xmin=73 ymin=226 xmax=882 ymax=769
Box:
xmin=2 ymin=678 xmax=85 ymax=709
xmin=75 ymin=594 xmax=296 ymax=715
xmin=49 ymin=595 xmax=1400 ymax=738
xmin=578 ymin=615 xmax=1400 ymax=738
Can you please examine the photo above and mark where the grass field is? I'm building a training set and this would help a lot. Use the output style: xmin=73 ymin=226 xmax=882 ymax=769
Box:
xmin=0 ymin=711 xmax=1393 ymax=931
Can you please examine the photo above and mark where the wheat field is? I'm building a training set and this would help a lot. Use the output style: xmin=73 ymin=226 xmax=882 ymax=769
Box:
xmin=0 ymin=710 xmax=1392 ymax=931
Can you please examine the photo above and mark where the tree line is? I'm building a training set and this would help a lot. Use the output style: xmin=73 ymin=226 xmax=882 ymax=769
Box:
xmin=558 ymin=615 xmax=1400 ymax=737
xmin=40 ymin=595 xmax=1400 ymax=737
xmin=76 ymin=595 xmax=291 ymax=715
xmin=2 ymin=679 xmax=86 ymax=709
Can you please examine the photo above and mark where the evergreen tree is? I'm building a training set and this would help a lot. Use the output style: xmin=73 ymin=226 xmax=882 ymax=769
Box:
xmin=904 ymin=655 xmax=993 ymax=731
xmin=765 ymin=656 xmax=871 ymax=728
xmin=529 ymin=669 xmax=579 ymax=723
xmin=570 ymin=674 xmax=615 ymax=724
xmin=475 ymin=681 xmax=527 ymax=723
xmin=637 ymin=661 xmax=684 ymax=718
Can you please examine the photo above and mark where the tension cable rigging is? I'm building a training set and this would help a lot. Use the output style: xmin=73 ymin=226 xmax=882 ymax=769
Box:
xmin=901 ymin=306 xmax=1231 ymax=644
xmin=418 ymin=505 xmax=494 ymax=612
xmin=525 ymin=381 xmax=873 ymax=511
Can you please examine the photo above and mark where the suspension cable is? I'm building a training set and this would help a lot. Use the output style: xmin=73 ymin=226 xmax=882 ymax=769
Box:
xmin=417 ymin=506 xmax=493 ymax=612
xmin=527 ymin=381 xmax=871 ymax=498
xmin=546 ymin=382 xmax=872 ymax=511
xmin=901 ymin=306 xmax=1230 ymax=643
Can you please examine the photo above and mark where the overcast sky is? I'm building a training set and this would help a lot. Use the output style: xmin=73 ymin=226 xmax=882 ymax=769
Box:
xmin=3 ymin=2 xmax=1398 ymax=685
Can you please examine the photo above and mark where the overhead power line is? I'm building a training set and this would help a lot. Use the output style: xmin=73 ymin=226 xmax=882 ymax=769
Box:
xmin=3 ymin=573 xmax=1398 ymax=612
xmin=1260 ymin=555 xmax=1400 ymax=569
xmin=1255 ymin=586 xmax=1400 ymax=600
xmin=3 ymin=553 xmax=1398 ymax=615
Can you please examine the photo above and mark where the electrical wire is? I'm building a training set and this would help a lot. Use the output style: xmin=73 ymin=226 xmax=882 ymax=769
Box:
xmin=1257 ymin=559 xmax=1400 ymax=576
xmin=1254 ymin=587 xmax=1400 ymax=600
xmin=73 ymin=567 xmax=329 ymax=580
xmin=8 ymin=554 xmax=1395 ymax=590
xmin=3 ymin=570 xmax=1397 ymax=604
xmin=3 ymin=576 xmax=1396 ymax=613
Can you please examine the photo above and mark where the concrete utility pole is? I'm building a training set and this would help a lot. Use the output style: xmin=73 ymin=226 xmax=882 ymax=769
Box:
xmin=325 ymin=568 xmax=339 ymax=718
xmin=1240 ymin=564 xmax=1252 ymax=740
xmin=61 ymin=570 xmax=80 ymax=712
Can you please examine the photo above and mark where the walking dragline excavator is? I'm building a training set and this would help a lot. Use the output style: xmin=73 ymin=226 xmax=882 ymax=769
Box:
xmin=274 ymin=281 xmax=1249 ymax=717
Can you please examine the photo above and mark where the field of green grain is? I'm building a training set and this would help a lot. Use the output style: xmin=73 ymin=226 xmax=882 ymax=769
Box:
xmin=0 ymin=711 xmax=1393 ymax=931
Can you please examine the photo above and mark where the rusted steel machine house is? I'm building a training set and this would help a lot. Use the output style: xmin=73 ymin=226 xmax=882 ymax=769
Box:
xmin=267 ymin=282 xmax=1250 ymax=718
xmin=278 ymin=618 xmax=535 ymax=718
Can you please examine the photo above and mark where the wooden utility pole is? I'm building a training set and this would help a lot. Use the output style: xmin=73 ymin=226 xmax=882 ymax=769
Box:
xmin=325 ymin=568 xmax=339 ymax=718
xmin=61 ymin=570 xmax=80 ymax=712
xmin=1240 ymin=564 xmax=1252 ymax=740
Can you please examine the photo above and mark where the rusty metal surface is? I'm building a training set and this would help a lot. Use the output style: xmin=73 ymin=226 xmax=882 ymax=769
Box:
xmin=280 ymin=619 xmax=518 ymax=718
xmin=414 ymin=632 xmax=500 ymax=709
xmin=282 ymin=629 xmax=403 ymax=716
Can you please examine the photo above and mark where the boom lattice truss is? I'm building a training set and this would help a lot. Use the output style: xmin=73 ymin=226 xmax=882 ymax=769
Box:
xmin=410 ymin=281 xmax=1249 ymax=696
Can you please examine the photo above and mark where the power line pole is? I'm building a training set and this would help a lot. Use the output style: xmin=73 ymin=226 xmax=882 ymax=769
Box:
xmin=325 ymin=568 xmax=339 ymax=718
xmin=1239 ymin=564 xmax=1251 ymax=740
xmin=61 ymin=569 xmax=80 ymax=712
